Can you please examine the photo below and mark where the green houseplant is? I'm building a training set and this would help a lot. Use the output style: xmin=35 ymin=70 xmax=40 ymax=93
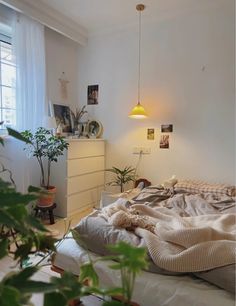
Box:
xmin=10 ymin=127 xmax=69 ymax=206
xmin=106 ymin=166 xmax=136 ymax=192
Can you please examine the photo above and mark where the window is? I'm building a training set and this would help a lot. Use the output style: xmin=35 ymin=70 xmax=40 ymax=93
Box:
xmin=0 ymin=35 xmax=16 ymax=130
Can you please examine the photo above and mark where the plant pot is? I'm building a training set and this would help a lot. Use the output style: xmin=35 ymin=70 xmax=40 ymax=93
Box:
xmin=37 ymin=186 xmax=56 ymax=207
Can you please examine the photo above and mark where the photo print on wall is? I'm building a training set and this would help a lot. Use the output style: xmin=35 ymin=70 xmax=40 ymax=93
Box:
xmin=87 ymin=85 xmax=99 ymax=105
xmin=160 ymin=134 xmax=169 ymax=149
xmin=147 ymin=128 xmax=155 ymax=140
xmin=161 ymin=124 xmax=173 ymax=133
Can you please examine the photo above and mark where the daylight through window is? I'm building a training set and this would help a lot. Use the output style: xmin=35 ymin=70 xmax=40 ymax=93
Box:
xmin=0 ymin=38 xmax=16 ymax=129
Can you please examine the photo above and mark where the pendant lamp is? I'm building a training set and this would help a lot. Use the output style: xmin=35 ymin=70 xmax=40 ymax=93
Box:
xmin=129 ymin=4 xmax=148 ymax=119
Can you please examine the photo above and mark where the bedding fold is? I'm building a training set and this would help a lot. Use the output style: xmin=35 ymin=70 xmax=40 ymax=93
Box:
xmin=101 ymin=203 xmax=236 ymax=272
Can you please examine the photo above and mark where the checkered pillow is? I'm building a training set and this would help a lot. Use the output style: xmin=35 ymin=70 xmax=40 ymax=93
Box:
xmin=174 ymin=180 xmax=236 ymax=197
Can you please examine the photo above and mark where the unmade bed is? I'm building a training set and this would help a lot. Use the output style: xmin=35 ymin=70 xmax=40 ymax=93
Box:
xmin=52 ymin=181 xmax=236 ymax=306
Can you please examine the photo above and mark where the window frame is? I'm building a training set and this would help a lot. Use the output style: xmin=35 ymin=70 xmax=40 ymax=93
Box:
xmin=0 ymin=33 xmax=16 ymax=131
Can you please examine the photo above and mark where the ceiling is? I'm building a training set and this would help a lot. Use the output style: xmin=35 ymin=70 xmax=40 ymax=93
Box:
xmin=39 ymin=0 xmax=225 ymax=34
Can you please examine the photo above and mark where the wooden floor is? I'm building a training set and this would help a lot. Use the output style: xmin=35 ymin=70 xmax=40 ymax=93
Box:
xmin=44 ymin=207 xmax=93 ymax=239
xmin=0 ymin=207 xmax=96 ymax=306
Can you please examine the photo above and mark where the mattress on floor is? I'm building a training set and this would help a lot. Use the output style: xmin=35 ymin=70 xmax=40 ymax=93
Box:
xmin=53 ymin=233 xmax=235 ymax=306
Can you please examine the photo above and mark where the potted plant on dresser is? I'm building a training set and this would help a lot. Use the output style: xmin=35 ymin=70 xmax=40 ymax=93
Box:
xmin=10 ymin=127 xmax=69 ymax=207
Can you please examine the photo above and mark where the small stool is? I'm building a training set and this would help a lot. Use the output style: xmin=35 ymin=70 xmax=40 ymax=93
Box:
xmin=34 ymin=203 xmax=57 ymax=225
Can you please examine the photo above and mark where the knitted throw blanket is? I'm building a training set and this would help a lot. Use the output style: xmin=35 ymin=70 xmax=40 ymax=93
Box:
xmin=101 ymin=203 xmax=236 ymax=272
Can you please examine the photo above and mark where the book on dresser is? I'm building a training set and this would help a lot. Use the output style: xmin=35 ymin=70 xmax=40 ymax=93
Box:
xmin=50 ymin=139 xmax=105 ymax=217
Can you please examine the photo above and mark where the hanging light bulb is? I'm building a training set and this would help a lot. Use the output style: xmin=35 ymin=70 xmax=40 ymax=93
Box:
xmin=129 ymin=4 xmax=148 ymax=119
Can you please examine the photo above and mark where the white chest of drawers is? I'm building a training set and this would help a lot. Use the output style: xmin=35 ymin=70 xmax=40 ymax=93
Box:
xmin=50 ymin=139 xmax=105 ymax=217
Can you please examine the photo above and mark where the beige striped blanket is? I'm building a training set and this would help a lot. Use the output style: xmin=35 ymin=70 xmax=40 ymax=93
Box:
xmin=101 ymin=203 xmax=236 ymax=272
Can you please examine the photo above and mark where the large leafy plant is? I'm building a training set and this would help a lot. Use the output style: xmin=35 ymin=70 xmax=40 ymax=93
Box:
xmin=0 ymin=164 xmax=58 ymax=305
xmin=8 ymin=127 xmax=69 ymax=189
xmin=106 ymin=166 xmax=137 ymax=192
xmin=0 ymin=181 xmax=56 ymax=263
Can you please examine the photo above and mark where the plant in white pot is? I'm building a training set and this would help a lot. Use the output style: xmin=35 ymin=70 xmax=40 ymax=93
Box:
xmin=9 ymin=127 xmax=69 ymax=206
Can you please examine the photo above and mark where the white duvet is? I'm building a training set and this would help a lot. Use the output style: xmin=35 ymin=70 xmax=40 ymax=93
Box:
xmin=53 ymin=233 xmax=234 ymax=306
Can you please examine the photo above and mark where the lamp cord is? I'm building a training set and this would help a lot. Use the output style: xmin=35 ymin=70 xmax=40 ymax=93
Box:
xmin=138 ymin=9 xmax=142 ymax=105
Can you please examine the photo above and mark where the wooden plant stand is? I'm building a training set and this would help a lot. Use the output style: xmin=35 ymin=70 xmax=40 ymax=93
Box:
xmin=34 ymin=203 xmax=57 ymax=224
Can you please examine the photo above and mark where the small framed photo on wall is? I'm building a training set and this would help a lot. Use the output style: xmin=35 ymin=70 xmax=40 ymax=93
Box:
xmin=87 ymin=85 xmax=99 ymax=105
xmin=147 ymin=128 xmax=155 ymax=140
xmin=160 ymin=134 xmax=169 ymax=149
xmin=161 ymin=124 xmax=173 ymax=133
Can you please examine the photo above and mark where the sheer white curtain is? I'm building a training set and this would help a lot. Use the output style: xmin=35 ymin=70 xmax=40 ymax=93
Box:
xmin=12 ymin=13 xmax=46 ymax=131
xmin=7 ymin=13 xmax=46 ymax=193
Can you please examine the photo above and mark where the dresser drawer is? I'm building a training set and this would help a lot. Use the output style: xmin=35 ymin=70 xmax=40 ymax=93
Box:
xmin=67 ymin=171 xmax=104 ymax=195
xmin=67 ymin=141 xmax=105 ymax=159
xmin=51 ymin=139 xmax=105 ymax=217
xmin=67 ymin=156 xmax=104 ymax=177
xmin=67 ymin=187 xmax=103 ymax=214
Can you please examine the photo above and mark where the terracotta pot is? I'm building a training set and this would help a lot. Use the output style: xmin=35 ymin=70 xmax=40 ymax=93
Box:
xmin=37 ymin=186 xmax=56 ymax=207
xmin=68 ymin=298 xmax=81 ymax=306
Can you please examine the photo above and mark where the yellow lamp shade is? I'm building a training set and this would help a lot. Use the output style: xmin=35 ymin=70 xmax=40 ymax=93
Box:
xmin=129 ymin=102 xmax=148 ymax=119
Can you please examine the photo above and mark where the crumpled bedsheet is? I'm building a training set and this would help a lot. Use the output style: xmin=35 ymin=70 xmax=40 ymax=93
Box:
xmin=75 ymin=190 xmax=236 ymax=293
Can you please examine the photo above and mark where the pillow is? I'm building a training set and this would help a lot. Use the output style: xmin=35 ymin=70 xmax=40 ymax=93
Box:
xmin=74 ymin=209 xmax=141 ymax=255
xmin=174 ymin=180 xmax=235 ymax=197
xmin=161 ymin=175 xmax=178 ymax=189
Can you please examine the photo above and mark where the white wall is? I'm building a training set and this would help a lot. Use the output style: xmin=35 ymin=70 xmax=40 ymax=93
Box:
xmin=78 ymin=0 xmax=235 ymax=186
xmin=45 ymin=27 xmax=79 ymax=111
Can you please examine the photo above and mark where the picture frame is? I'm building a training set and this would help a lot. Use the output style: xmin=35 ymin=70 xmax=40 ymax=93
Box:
xmin=53 ymin=103 xmax=72 ymax=134
xmin=160 ymin=135 xmax=169 ymax=149
xmin=161 ymin=124 xmax=173 ymax=133
xmin=147 ymin=128 xmax=155 ymax=140
xmin=87 ymin=120 xmax=103 ymax=138
xmin=87 ymin=85 xmax=99 ymax=105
